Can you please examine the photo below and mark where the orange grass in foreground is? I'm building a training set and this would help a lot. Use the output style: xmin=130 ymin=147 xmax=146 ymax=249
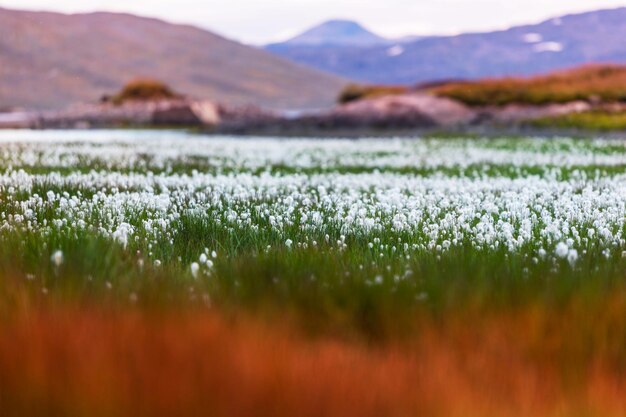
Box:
xmin=1 ymin=304 xmax=626 ymax=417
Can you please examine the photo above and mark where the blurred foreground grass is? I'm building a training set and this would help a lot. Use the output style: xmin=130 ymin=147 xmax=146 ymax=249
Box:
xmin=1 ymin=296 xmax=626 ymax=417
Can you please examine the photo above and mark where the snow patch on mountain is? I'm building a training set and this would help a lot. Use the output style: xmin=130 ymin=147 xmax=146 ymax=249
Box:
xmin=533 ymin=42 xmax=564 ymax=53
xmin=387 ymin=45 xmax=405 ymax=57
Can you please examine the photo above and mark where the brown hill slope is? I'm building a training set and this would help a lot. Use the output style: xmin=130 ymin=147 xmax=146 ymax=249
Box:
xmin=431 ymin=64 xmax=626 ymax=106
xmin=0 ymin=8 xmax=347 ymax=110
xmin=339 ymin=65 xmax=626 ymax=106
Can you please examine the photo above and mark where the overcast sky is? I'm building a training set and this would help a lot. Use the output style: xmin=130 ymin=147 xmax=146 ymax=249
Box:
xmin=1 ymin=0 xmax=626 ymax=44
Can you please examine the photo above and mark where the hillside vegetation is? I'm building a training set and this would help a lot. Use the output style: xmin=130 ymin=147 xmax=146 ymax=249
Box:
xmin=432 ymin=65 xmax=626 ymax=106
xmin=338 ymin=84 xmax=408 ymax=103
xmin=108 ymin=79 xmax=180 ymax=104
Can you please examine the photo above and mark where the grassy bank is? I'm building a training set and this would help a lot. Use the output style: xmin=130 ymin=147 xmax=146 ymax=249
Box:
xmin=531 ymin=111 xmax=626 ymax=131
xmin=336 ymin=65 xmax=626 ymax=109
xmin=432 ymin=65 xmax=626 ymax=106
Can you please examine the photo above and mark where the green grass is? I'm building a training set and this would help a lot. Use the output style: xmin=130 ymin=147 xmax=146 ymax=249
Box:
xmin=2 ymin=135 xmax=626 ymax=338
xmin=2 ymin=186 xmax=626 ymax=337
xmin=531 ymin=111 xmax=626 ymax=131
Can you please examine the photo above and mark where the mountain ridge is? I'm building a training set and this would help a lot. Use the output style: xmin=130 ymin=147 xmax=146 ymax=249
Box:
xmin=0 ymin=7 xmax=347 ymax=111
xmin=266 ymin=7 xmax=626 ymax=85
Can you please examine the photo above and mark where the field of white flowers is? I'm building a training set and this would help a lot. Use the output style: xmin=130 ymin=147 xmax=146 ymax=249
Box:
xmin=2 ymin=130 xmax=626 ymax=322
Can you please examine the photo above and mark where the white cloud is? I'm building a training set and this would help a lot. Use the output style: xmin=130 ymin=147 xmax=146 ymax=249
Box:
xmin=1 ymin=0 xmax=625 ymax=43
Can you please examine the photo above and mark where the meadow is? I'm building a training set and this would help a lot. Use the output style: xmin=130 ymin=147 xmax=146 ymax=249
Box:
xmin=2 ymin=130 xmax=626 ymax=416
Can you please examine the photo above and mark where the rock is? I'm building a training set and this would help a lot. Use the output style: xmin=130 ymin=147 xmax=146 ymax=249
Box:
xmin=151 ymin=101 xmax=217 ymax=126
xmin=0 ymin=111 xmax=39 ymax=129
xmin=214 ymin=93 xmax=474 ymax=135
xmin=4 ymin=92 xmax=622 ymax=134
xmin=190 ymin=101 xmax=221 ymax=125
xmin=485 ymin=101 xmax=592 ymax=123
xmin=38 ymin=99 xmax=222 ymax=129
xmin=216 ymin=104 xmax=280 ymax=129
xmin=334 ymin=93 xmax=476 ymax=127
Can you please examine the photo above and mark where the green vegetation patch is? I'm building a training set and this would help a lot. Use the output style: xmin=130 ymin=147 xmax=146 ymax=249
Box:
xmin=530 ymin=111 xmax=626 ymax=131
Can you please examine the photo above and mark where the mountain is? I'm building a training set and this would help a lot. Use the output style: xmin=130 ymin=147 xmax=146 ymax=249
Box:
xmin=280 ymin=19 xmax=389 ymax=46
xmin=266 ymin=8 xmax=626 ymax=85
xmin=0 ymin=8 xmax=347 ymax=111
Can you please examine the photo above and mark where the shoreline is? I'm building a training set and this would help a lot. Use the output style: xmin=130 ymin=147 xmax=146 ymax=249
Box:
xmin=2 ymin=124 xmax=625 ymax=140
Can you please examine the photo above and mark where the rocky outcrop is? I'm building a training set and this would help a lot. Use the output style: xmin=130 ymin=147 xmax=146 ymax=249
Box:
xmin=477 ymin=101 xmax=592 ymax=124
xmin=334 ymin=94 xmax=476 ymax=126
xmin=217 ymin=93 xmax=478 ymax=134
xmin=0 ymin=99 xmax=278 ymax=130
xmin=36 ymin=99 xmax=222 ymax=129
xmin=2 ymin=93 xmax=622 ymax=134
xmin=0 ymin=112 xmax=35 ymax=129
xmin=216 ymin=92 xmax=625 ymax=135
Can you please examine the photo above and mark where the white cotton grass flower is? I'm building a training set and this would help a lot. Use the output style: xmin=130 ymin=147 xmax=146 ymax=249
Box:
xmin=567 ymin=249 xmax=579 ymax=266
xmin=555 ymin=242 xmax=569 ymax=258
xmin=50 ymin=250 xmax=64 ymax=267
xmin=9 ymin=133 xmax=626 ymax=274
xmin=112 ymin=222 xmax=133 ymax=249
xmin=190 ymin=262 xmax=200 ymax=279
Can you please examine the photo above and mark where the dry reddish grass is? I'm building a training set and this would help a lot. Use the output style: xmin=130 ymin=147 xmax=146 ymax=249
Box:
xmin=337 ymin=83 xmax=409 ymax=104
xmin=109 ymin=78 xmax=181 ymax=105
xmin=1 ymin=301 xmax=626 ymax=417
xmin=432 ymin=64 xmax=626 ymax=106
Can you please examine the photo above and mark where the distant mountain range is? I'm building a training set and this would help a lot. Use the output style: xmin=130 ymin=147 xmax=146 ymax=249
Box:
xmin=281 ymin=20 xmax=391 ymax=46
xmin=266 ymin=8 xmax=626 ymax=84
xmin=0 ymin=8 xmax=346 ymax=111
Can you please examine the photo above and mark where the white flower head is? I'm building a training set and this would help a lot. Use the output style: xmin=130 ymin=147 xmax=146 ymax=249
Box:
xmin=50 ymin=250 xmax=64 ymax=267
xmin=555 ymin=242 xmax=569 ymax=258
xmin=190 ymin=262 xmax=200 ymax=278
xmin=567 ymin=249 xmax=578 ymax=266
